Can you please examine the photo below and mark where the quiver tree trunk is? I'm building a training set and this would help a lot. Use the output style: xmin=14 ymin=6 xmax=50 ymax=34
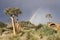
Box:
xmin=16 ymin=19 xmax=19 ymax=33
xmin=10 ymin=15 xmax=16 ymax=35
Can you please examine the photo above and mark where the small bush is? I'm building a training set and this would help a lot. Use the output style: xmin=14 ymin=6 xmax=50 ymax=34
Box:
xmin=47 ymin=35 xmax=60 ymax=40
xmin=37 ymin=25 xmax=57 ymax=36
xmin=0 ymin=21 xmax=7 ymax=28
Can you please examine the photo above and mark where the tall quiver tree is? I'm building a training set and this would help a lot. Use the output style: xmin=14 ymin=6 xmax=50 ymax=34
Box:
xmin=4 ymin=7 xmax=21 ymax=35
xmin=46 ymin=13 xmax=52 ymax=22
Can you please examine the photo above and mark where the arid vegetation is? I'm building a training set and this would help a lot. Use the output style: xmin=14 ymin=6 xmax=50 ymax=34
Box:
xmin=0 ymin=7 xmax=60 ymax=40
xmin=0 ymin=21 xmax=60 ymax=40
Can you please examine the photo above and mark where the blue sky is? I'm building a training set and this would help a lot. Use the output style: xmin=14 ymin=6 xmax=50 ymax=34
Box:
xmin=0 ymin=0 xmax=60 ymax=25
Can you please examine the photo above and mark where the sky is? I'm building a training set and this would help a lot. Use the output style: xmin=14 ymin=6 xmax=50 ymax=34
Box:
xmin=0 ymin=0 xmax=60 ymax=25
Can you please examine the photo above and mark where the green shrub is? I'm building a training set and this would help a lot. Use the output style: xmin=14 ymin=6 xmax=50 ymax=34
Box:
xmin=36 ymin=24 xmax=43 ymax=30
xmin=47 ymin=35 xmax=60 ymax=40
xmin=0 ymin=21 xmax=7 ymax=28
xmin=37 ymin=25 xmax=57 ymax=36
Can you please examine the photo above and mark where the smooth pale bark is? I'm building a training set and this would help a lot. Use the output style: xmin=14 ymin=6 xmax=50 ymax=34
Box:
xmin=16 ymin=20 xmax=19 ymax=33
xmin=48 ymin=18 xmax=51 ymax=22
xmin=46 ymin=17 xmax=50 ymax=22
xmin=10 ymin=15 xmax=16 ymax=35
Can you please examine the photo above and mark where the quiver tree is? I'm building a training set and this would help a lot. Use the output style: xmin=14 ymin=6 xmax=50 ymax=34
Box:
xmin=4 ymin=7 xmax=21 ymax=35
xmin=46 ymin=13 xmax=52 ymax=22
